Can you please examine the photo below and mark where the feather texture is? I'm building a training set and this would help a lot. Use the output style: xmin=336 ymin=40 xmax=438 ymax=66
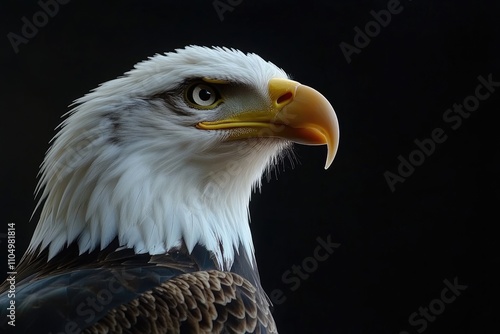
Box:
xmin=85 ymin=271 xmax=276 ymax=334
xmin=29 ymin=46 xmax=289 ymax=269
xmin=0 ymin=46 xmax=302 ymax=333
xmin=1 ymin=238 xmax=276 ymax=333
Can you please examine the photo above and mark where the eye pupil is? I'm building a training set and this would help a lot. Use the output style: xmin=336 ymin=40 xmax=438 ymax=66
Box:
xmin=199 ymin=89 xmax=211 ymax=101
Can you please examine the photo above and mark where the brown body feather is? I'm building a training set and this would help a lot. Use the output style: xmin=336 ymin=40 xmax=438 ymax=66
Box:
xmin=0 ymin=239 xmax=277 ymax=333
xmin=86 ymin=271 xmax=276 ymax=334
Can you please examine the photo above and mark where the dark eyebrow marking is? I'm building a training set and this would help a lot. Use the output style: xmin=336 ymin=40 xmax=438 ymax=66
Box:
xmin=149 ymin=77 xmax=231 ymax=116
xmin=157 ymin=96 xmax=193 ymax=116
xmin=150 ymin=83 xmax=192 ymax=116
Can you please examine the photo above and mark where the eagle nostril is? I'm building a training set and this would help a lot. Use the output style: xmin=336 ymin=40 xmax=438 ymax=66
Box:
xmin=276 ymin=91 xmax=293 ymax=105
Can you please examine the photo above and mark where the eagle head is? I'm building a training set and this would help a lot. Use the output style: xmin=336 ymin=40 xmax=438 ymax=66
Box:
xmin=29 ymin=46 xmax=339 ymax=269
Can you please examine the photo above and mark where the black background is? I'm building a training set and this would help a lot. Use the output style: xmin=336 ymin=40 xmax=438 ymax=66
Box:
xmin=1 ymin=0 xmax=499 ymax=333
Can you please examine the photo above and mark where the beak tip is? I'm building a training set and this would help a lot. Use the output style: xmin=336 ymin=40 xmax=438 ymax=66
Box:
xmin=325 ymin=126 xmax=340 ymax=169
xmin=324 ymin=115 xmax=340 ymax=170
xmin=324 ymin=145 xmax=338 ymax=170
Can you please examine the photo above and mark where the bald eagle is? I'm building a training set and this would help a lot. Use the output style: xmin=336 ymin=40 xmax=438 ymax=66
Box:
xmin=0 ymin=46 xmax=339 ymax=333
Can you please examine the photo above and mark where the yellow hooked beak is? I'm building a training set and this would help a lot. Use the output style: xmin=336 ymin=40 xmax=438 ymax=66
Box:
xmin=196 ymin=78 xmax=340 ymax=169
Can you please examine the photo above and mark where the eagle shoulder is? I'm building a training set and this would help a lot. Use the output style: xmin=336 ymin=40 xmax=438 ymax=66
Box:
xmin=85 ymin=270 xmax=277 ymax=334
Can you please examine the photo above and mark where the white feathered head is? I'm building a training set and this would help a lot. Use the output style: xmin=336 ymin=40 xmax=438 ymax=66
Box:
xmin=29 ymin=46 xmax=339 ymax=269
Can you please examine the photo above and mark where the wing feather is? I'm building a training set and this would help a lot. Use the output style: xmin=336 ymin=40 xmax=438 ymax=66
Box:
xmin=0 ymin=240 xmax=276 ymax=333
xmin=84 ymin=271 xmax=277 ymax=334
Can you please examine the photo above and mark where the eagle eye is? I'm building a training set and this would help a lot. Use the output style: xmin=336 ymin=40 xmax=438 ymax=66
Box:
xmin=185 ymin=82 xmax=222 ymax=109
